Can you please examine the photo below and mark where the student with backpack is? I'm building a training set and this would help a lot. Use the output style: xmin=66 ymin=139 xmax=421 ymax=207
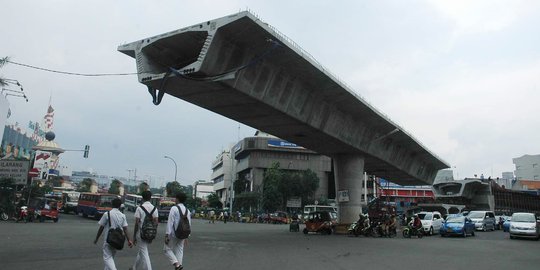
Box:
xmin=130 ymin=191 xmax=158 ymax=270
xmin=164 ymin=192 xmax=191 ymax=270
xmin=94 ymin=198 xmax=133 ymax=270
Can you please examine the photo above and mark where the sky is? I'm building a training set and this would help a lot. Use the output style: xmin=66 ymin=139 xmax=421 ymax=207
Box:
xmin=1 ymin=0 xmax=539 ymax=187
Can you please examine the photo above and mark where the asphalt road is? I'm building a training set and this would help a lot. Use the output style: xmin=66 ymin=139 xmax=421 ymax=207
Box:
xmin=1 ymin=213 xmax=539 ymax=270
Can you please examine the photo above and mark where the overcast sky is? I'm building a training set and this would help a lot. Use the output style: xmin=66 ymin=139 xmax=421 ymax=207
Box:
xmin=2 ymin=0 xmax=539 ymax=187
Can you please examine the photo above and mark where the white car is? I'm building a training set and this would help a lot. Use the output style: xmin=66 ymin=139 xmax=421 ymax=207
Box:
xmin=509 ymin=212 xmax=540 ymax=240
xmin=418 ymin=211 xmax=444 ymax=235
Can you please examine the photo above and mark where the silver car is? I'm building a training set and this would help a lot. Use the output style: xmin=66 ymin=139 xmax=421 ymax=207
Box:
xmin=468 ymin=211 xmax=496 ymax=231
xmin=509 ymin=212 xmax=540 ymax=240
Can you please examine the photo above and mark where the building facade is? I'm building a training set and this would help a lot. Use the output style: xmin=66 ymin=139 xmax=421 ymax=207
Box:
xmin=513 ymin=154 xmax=540 ymax=181
xmin=193 ymin=180 xmax=214 ymax=199
xmin=211 ymin=131 xmax=332 ymax=208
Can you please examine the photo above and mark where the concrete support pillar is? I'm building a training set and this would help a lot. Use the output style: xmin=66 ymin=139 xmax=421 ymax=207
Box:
xmin=334 ymin=154 xmax=365 ymax=224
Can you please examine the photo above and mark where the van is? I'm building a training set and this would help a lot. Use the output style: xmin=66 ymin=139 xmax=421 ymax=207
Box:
xmin=467 ymin=210 xmax=496 ymax=231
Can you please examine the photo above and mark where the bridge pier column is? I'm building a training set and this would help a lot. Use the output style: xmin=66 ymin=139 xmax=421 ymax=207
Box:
xmin=334 ymin=154 xmax=364 ymax=224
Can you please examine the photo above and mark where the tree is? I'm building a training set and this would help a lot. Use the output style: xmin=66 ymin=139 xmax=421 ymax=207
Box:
xmin=261 ymin=163 xmax=283 ymax=212
xmin=261 ymin=162 xmax=320 ymax=212
xmin=207 ymin=192 xmax=223 ymax=209
xmin=138 ymin=182 xmax=149 ymax=194
xmin=46 ymin=176 xmax=63 ymax=188
xmin=77 ymin=178 xmax=93 ymax=192
xmin=0 ymin=178 xmax=16 ymax=211
xmin=165 ymin=181 xmax=183 ymax=197
xmin=108 ymin=179 xmax=122 ymax=195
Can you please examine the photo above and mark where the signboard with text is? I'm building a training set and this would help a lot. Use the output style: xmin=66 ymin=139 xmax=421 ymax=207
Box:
xmin=286 ymin=197 xmax=302 ymax=208
xmin=337 ymin=190 xmax=350 ymax=202
xmin=0 ymin=160 xmax=30 ymax=185
xmin=267 ymin=139 xmax=305 ymax=149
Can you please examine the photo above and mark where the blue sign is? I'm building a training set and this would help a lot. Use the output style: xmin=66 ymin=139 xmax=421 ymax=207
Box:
xmin=267 ymin=140 xmax=305 ymax=149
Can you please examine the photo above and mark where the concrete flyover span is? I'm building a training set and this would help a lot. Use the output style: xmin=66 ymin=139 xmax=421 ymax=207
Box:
xmin=119 ymin=11 xmax=449 ymax=223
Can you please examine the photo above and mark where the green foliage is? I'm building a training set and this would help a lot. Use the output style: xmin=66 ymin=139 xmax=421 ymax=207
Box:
xmin=165 ymin=181 xmax=182 ymax=197
xmin=185 ymin=197 xmax=202 ymax=209
xmin=261 ymin=162 xmax=320 ymax=212
xmin=0 ymin=178 xmax=16 ymax=209
xmin=108 ymin=179 xmax=122 ymax=195
xmin=78 ymin=178 xmax=93 ymax=192
xmin=234 ymin=192 xmax=260 ymax=211
xmin=46 ymin=176 xmax=63 ymax=188
xmin=207 ymin=192 xmax=223 ymax=209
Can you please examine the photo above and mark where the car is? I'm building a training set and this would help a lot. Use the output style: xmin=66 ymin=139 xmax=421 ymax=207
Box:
xmin=270 ymin=211 xmax=288 ymax=224
xmin=468 ymin=210 xmax=496 ymax=231
xmin=303 ymin=211 xmax=336 ymax=235
xmin=503 ymin=217 xmax=512 ymax=232
xmin=509 ymin=212 xmax=540 ymax=240
xmin=418 ymin=211 xmax=444 ymax=235
xmin=440 ymin=216 xmax=475 ymax=237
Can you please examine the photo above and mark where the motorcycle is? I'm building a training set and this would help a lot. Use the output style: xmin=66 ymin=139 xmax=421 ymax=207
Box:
xmin=16 ymin=206 xmax=28 ymax=223
xmin=0 ymin=206 xmax=8 ymax=221
xmin=348 ymin=222 xmax=361 ymax=236
xmin=402 ymin=225 xmax=423 ymax=238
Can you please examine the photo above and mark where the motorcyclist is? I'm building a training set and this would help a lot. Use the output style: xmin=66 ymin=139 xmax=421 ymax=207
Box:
xmin=355 ymin=213 xmax=366 ymax=234
xmin=412 ymin=214 xmax=422 ymax=234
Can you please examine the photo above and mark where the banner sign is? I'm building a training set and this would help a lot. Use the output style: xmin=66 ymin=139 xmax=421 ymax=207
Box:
xmin=286 ymin=197 xmax=302 ymax=208
xmin=33 ymin=150 xmax=52 ymax=179
xmin=0 ymin=160 xmax=30 ymax=185
xmin=267 ymin=139 xmax=305 ymax=149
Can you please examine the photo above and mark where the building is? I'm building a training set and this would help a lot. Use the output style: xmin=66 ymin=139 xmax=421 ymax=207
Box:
xmin=211 ymin=150 xmax=234 ymax=205
xmin=0 ymin=96 xmax=9 ymax=143
xmin=513 ymin=154 xmax=540 ymax=181
xmin=211 ymin=131 xmax=332 ymax=208
xmin=193 ymin=180 xmax=213 ymax=200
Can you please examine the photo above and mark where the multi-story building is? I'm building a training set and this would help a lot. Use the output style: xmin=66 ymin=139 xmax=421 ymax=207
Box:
xmin=193 ymin=180 xmax=214 ymax=200
xmin=211 ymin=150 xmax=234 ymax=205
xmin=513 ymin=154 xmax=540 ymax=181
xmin=211 ymin=131 xmax=332 ymax=208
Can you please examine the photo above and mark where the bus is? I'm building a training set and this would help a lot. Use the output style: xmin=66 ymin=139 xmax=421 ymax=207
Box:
xmin=124 ymin=194 xmax=161 ymax=212
xmin=77 ymin=193 xmax=120 ymax=219
xmin=61 ymin=191 xmax=80 ymax=214
xmin=303 ymin=205 xmax=338 ymax=219
xmin=124 ymin=194 xmax=143 ymax=212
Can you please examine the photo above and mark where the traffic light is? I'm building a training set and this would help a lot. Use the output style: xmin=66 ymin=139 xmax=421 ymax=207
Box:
xmin=83 ymin=145 xmax=90 ymax=158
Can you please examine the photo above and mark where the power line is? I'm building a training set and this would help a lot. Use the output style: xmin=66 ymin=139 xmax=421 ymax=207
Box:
xmin=6 ymin=60 xmax=139 ymax=77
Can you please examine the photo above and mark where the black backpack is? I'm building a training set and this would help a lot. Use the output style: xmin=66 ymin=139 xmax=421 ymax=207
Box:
xmin=106 ymin=211 xmax=125 ymax=250
xmin=140 ymin=206 xmax=157 ymax=241
xmin=174 ymin=205 xmax=191 ymax=239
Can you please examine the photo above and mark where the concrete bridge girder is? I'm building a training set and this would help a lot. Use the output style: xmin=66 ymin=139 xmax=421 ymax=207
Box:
xmin=119 ymin=11 xmax=449 ymax=222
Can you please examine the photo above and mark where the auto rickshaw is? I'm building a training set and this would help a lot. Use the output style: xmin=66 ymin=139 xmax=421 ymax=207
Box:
xmin=303 ymin=211 xmax=336 ymax=235
xmin=29 ymin=197 xmax=59 ymax=223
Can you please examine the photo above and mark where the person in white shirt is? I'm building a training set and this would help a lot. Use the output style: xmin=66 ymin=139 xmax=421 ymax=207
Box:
xmin=94 ymin=198 xmax=133 ymax=270
xmin=130 ymin=191 xmax=159 ymax=270
xmin=164 ymin=192 xmax=191 ymax=270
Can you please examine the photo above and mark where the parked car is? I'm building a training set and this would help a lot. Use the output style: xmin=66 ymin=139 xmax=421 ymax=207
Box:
xmin=509 ymin=212 xmax=540 ymax=240
xmin=468 ymin=210 xmax=496 ymax=231
xmin=418 ymin=211 xmax=444 ymax=235
xmin=503 ymin=217 xmax=512 ymax=232
xmin=440 ymin=216 xmax=475 ymax=237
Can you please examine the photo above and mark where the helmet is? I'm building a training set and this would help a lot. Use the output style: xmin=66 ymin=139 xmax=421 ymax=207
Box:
xmin=414 ymin=214 xmax=418 ymax=217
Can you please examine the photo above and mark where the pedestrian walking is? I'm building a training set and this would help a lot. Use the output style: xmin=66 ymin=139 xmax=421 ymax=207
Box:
xmin=130 ymin=191 xmax=159 ymax=270
xmin=164 ymin=192 xmax=192 ymax=270
xmin=223 ymin=211 xmax=229 ymax=223
xmin=94 ymin=198 xmax=133 ymax=270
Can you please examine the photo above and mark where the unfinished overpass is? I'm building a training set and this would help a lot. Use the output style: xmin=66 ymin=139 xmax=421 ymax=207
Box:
xmin=119 ymin=11 xmax=449 ymax=223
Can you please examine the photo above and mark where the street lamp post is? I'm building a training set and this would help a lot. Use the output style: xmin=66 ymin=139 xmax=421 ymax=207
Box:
xmin=164 ymin=156 xmax=178 ymax=183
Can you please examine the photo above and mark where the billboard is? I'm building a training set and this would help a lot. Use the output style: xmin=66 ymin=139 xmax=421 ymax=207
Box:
xmin=0 ymin=160 xmax=30 ymax=185
xmin=33 ymin=150 xmax=52 ymax=179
